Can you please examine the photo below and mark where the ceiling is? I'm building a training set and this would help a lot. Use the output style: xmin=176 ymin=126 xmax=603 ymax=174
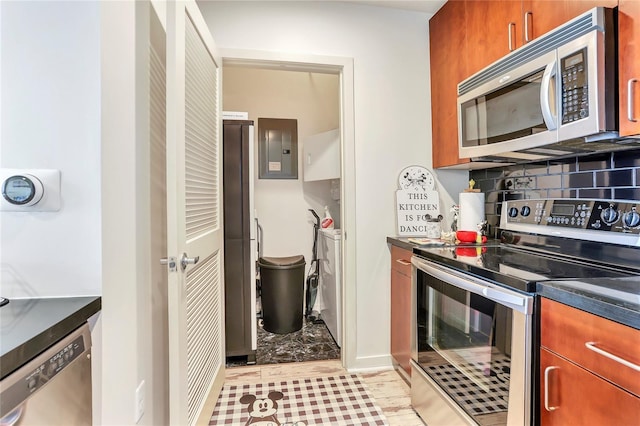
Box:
xmin=344 ymin=1 xmax=447 ymax=14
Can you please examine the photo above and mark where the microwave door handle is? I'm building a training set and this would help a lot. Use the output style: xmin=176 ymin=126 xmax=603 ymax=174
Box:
xmin=540 ymin=61 xmax=557 ymax=130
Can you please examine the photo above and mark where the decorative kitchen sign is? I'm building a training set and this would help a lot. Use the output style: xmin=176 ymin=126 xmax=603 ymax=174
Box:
xmin=396 ymin=166 xmax=440 ymax=237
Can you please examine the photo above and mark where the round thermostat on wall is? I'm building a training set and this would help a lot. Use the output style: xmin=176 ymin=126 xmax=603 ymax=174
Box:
xmin=2 ymin=174 xmax=44 ymax=206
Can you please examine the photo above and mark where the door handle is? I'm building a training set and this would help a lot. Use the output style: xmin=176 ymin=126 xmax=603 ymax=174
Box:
xmin=524 ymin=12 xmax=532 ymax=42
xmin=585 ymin=342 xmax=640 ymax=371
xmin=544 ymin=366 xmax=559 ymax=412
xmin=628 ymin=78 xmax=638 ymax=122
xmin=181 ymin=253 xmax=200 ymax=271
xmin=508 ymin=22 xmax=516 ymax=51
xmin=540 ymin=61 xmax=557 ymax=130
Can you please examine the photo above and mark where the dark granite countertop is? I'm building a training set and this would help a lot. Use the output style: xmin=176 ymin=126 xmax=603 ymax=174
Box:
xmin=0 ymin=296 xmax=101 ymax=379
xmin=537 ymin=277 xmax=640 ymax=330
xmin=388 ymin=235 xmax=640 ymax=330
xmin=386 ymin=236 xmax=421 ymax=251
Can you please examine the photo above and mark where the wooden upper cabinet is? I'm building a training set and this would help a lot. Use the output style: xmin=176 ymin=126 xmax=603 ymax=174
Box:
xmin=521 ymin=1 xmax=617 ymax=42
xmin=464 ymin=0 xmax=524 ymax=77
xmin=429 ymin=0 xmax=469 ymax=168
xmin=619 ymin=0 xmax=640 ymax=136
xmin=428 ymin=0 xmax=637 ymax=169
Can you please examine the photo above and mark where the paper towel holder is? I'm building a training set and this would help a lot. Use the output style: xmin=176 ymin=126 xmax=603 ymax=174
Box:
xmin=464 ymin=178 xmax=481 ymax=193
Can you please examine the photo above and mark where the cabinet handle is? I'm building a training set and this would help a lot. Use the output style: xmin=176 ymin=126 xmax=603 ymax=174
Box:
xmin=629 ymin=78 xmax=638 ymax=122
xmin=524 ymin=12 xmax=532 ymax=42
xmin=508 ymin=22 xmax=516 ymax=51
xmin=544 ymin=366 xmax=559 ymax=412
xmin=585 ymin=342 xmax=640 ymax=371
xmin=395 ymin=259 xmax=411 ymax=266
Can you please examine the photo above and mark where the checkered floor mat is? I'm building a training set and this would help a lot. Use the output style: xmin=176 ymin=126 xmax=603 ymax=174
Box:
xmin=425 ymin=358 xmax=510 ymax=416
xmin=210 ymin=374 xmax=389 ymax=425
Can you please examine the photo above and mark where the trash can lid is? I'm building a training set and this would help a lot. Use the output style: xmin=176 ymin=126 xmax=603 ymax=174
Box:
xmin=258 ymin=255 xmax=305 ymax=267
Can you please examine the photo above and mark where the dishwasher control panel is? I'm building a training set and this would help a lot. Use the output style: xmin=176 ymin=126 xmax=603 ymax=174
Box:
xmin=0 ymin=324 xmax=90 ymax=417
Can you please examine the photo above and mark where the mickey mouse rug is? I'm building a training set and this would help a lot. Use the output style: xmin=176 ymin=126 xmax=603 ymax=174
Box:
xmin=209 ymin=374 xmax=389 ymax=425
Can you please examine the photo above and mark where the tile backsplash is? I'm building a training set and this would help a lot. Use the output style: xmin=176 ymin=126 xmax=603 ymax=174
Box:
xmin=470 ymin=148 xmax=640 ymax=236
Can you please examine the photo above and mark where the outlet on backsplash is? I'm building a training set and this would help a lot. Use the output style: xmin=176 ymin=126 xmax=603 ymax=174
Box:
xmin=504 ymin=175 xmax=535 ymax=191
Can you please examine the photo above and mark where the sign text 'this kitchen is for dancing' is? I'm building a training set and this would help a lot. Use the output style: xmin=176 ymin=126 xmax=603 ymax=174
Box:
xmin=395 ymin=166 xmax=440 ymax=237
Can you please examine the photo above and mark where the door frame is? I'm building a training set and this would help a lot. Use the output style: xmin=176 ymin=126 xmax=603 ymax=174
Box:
xmin=220 ymin=49 xmax=357 ymax=369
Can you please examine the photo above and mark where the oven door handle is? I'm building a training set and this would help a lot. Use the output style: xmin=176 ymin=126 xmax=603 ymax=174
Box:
xmin=412 ymin=256 xmax=531 ymax=313
xmin=482 ymin=287 xmax=525 ymax=307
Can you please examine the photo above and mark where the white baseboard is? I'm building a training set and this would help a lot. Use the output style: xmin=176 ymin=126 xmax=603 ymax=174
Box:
xmin=345 ymin=354 xmax=394 ymax=373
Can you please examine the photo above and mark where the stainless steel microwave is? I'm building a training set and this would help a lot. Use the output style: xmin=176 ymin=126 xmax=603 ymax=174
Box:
xmin=457 ymin=8 xmax=638 ymax=163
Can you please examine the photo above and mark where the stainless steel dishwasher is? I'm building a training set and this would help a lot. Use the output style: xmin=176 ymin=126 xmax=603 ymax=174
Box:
xmin=0 ymin=323 xmax=92 ymax=425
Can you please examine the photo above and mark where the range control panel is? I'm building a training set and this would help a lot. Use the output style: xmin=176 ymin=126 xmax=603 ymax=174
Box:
xmin=504 ymin=199 xmax=640 ymax=236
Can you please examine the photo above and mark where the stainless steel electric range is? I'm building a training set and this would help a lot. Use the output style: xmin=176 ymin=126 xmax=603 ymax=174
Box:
xmin=410 ymin=198 xmax=640 ymax=426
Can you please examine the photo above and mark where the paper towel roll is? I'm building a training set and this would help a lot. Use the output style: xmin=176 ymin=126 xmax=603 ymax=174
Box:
xmin=459 ymin=192 xmax=485 ymax=231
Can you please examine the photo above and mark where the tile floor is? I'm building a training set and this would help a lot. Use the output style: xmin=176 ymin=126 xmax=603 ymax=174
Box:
xmin=224 ymin=317 xmax=423 ymax=424
xmin=256 ymin=317 xmax=340 ymax=364
xmin=225 ymin=360 xmax=424 ymax=426
xmin=227 ymin=317 xmax=340 ymax=367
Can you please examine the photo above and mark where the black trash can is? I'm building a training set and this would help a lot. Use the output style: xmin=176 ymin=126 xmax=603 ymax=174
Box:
xmin=258 ymin=255 xmax=306 ymax=334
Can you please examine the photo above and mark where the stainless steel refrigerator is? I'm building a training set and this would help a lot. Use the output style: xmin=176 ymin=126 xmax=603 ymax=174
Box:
xmin=223 ymin=119 xmax=257 ymax=362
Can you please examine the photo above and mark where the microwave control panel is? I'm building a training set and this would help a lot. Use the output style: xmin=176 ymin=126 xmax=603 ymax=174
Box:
xmin=561 ymin=48 xmax=588 ymax=124
xmin=505 ymin=199 xmax=640 ymax=235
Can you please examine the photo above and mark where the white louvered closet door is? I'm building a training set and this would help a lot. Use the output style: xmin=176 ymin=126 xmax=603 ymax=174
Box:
xmin=166 ymin=1 xmax=224 ymax=425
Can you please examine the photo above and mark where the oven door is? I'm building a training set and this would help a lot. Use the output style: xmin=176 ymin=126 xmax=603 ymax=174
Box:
xmin=411 ymin=256 xmax=534 ymax=426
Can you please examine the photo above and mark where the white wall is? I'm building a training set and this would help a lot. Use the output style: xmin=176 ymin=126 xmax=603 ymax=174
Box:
xmin=0 ymin=1 xmax=102 ymax=298
xmin=199 ymin=1 xmax=468 ymax=369
xmin=223 ymin=66 xmax=340 ymax=265
xmin=101 ymin=1 xmax=167 ymax=425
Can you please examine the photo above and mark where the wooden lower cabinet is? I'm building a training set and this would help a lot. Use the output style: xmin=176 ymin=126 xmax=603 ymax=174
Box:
xmin=540 ymin=298 xmax=640 ymax=424
xmin=540 ymin=349 xmax=640 ymax=425
xmin=390 ymin=245 xmax=412 ymax=377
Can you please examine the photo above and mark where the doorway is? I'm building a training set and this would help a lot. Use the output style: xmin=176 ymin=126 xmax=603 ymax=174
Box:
xmin=220 ymin=53 xmax=354 ymax=368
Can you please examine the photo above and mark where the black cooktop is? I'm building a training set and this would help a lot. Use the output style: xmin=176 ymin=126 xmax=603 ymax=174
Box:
xmin=414 ymin=243 xmax=635 ymax=293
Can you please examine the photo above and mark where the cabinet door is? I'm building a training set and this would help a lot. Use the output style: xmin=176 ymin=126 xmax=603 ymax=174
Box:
xmin=619 ymin=0 xmax=640 ymax=136
xmin=391 ymin=268 xmax=411 ymax=376
xmin=390 ymin=246 xmax=412 ymax=375
xmin=541 ymin=298 xmax=640 ymax=397
xmin=429 ymin=0 xmax=469 ymax=168
xmin=540 ymin=349 xmax=640 ymax=425
xmin=522 ymin=1 xmax=616 ymax=42
xmin=465 ymin=0 xmax=523 ymax=76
